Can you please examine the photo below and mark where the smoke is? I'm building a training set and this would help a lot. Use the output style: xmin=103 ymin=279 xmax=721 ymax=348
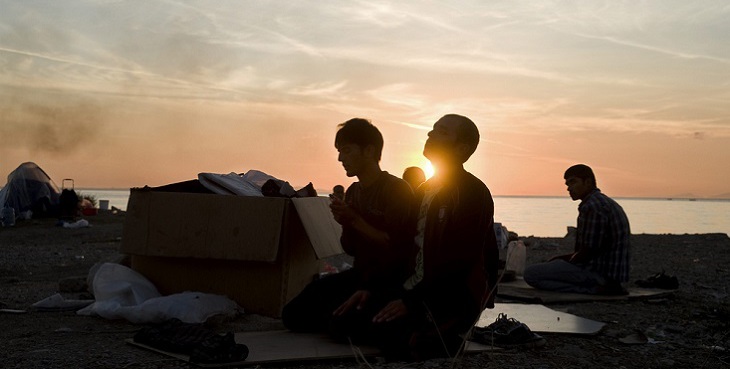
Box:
xmin=0 ymin=93 xmax=104 ymax=155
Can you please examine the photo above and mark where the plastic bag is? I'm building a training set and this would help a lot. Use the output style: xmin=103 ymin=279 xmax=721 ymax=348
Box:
xmin=77 ymin=263 xmax=240 ymax=324
xmin=505 ymin=240 xmax=527 ymax=276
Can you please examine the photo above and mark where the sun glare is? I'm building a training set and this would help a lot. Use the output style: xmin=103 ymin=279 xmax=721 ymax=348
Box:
xmin=423 ymin=161 xmax=435 ymax=179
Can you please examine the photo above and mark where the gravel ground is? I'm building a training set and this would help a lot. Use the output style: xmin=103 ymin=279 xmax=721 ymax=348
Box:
xmin=1 ymin=211 xmax=728 ymax=368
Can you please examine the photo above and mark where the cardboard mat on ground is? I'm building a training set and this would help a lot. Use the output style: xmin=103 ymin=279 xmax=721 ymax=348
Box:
xmin=126 ymin=303 xmax=604 ymax=367
xmin=497 ymin=277 xmax=675 ymax=304
xmin=121 ymin=189 xmax=344 ymax=318
xmin=480 ymin=303 xmax=605 ymax=335
xmin=127 ymin=330 xmax=497 ymax=368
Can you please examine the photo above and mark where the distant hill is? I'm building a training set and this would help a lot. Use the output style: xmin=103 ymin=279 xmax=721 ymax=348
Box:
xmin=667 ymin=192 xmax=730 ymax=200
xmin=669 ymin=193 xmax=697 ymax=199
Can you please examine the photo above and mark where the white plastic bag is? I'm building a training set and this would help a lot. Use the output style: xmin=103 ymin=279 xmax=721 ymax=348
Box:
xmin=62 ymin=219 xmax=91 ymax=228
xmin=505 ymin=240 xmax=527 ymax=276
xmin=77 ymin=263 xmax=240 ymax=324
xmin=89 ymin=262 xmax=161 ymax=306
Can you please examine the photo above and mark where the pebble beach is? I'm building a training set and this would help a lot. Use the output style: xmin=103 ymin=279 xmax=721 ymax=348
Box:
xmin=1 ymin=211 xmax=728 ymax=368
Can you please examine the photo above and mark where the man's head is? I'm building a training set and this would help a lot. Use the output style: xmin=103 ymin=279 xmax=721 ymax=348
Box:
xmin=335 ymin=118 xmax=384 ymax=177
xmin=402 ymin=166 xmax=426 ymax=190
xmin=564 ymin=164 xmax=597 ymax=201
xmin=332 ymin=184 xmax=345 ymax=200
xmin=423 ymin=114 xmax=480 ymax=165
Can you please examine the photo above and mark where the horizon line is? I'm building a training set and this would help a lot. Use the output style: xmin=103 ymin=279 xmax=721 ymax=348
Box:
xmin=70 ymin=187 xmax=730 ymax=201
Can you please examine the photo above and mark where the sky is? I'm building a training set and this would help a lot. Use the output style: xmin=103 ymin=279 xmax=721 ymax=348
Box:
xmin=1 ymin=0 xmax=729 ymax=198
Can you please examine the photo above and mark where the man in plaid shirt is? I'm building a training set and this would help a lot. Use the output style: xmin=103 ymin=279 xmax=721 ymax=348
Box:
xmin=524 ymin=164 xmax=630 ymax=295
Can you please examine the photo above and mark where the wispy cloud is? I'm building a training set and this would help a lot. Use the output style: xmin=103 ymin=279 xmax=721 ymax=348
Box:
xmin=571 ymin=32 xmax=730 ymax=65
xmin=365 ymin=84 xmax=429 ymax=109
xmin=290 ymin=80 xmax=348 ymax=97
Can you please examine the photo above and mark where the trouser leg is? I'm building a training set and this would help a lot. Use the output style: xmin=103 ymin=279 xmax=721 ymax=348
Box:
xmin=523 ymin=259 xmax=605 ymax=294
xmin=281 ymin=269 xmax=358 ymax=332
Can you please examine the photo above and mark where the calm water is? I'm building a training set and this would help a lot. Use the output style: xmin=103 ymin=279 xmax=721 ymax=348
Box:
xmin=493 ymin=196 xmax=730 ymax=237
xmin=77 ymin=189 xmax=131 ymax=213
xmin=80 ymin=189 xmax=730 ymax=238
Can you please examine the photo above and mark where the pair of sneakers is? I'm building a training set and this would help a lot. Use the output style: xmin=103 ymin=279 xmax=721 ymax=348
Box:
xmin=133 ymin=318 xmax=249 ymax=364
xmin=470 ymin=313 xmax=546 ymax=348
xmin=635 ymin=271 xmax=679 ymax=290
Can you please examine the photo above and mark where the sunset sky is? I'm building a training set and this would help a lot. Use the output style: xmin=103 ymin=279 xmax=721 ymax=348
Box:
xmin=1 ymin=1 xmax=729 ymax=198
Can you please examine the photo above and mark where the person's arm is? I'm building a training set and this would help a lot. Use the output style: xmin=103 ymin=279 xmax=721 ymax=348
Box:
xmin=331 ymin=196 xmax=391 ymax=246
xmin=331 ymin=181 xmax=415 ymax=253
xmin=372 ymin=299 xmax=408 ymax=323
xmin=333 ymin=290 xmax=371 ymax=316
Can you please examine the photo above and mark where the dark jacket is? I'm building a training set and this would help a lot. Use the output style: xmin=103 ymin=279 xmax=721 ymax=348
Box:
xmin=402 ymin=167 xmax=498 ymax=329
xmin=340 ymin=171 xmax=417 ymax=290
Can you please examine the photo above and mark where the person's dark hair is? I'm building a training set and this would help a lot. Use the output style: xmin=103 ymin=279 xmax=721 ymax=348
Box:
xmin=335 ymin=118 xmax=384 ymax=161
xmin=564 ymin=164 xmax=596 ymax=186
xmin=403 ymin=166 xmax=425 ymax=179
xmin=402 ymin=166 xmax=426 ymax=189
xmin=444 ymin=114 xmax=480 ymax=162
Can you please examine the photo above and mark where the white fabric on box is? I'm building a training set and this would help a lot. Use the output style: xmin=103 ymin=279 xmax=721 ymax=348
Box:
xmin=198 ymin=172 xmax=263 ymax=196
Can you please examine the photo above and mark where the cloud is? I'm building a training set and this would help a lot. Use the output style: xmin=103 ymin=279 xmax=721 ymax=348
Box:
xmin=290 ymin=80 xmax=348 ymax=97
xmin=570 ymin=32 xmax=730 ymax=65
xmin=365 ymin=83 xmax=429 ymax=109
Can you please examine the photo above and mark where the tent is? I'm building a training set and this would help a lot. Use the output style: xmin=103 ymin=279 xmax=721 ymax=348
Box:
xmin=0 ymin=162 xmax=61 ymax=219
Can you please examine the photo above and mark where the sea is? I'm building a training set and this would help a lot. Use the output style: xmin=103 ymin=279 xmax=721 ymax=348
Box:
xmin=79 ymin=189 xmax=730 ymax=238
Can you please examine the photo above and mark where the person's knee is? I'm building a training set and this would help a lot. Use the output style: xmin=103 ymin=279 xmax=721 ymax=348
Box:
xmin=523 ymin=264 xmax=539 ymax=285
xmin=281 ymin=300 xmax=312 ymax=332
xmin=280 ymin=303 xmax=297 ymax=330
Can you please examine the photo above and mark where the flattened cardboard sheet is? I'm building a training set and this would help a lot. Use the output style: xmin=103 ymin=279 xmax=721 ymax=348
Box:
xmin=497 ymin=277 xmax=675 ymax=304
xmin=127 ymin=330 xmax=497 ymax=367
xmin=291 ymin=197 xmax=343 ymax=259
xmin=480 ymin=303 xmax=605 ymax=335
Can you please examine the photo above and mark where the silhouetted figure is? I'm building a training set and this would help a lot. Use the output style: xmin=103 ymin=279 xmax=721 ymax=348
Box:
xmin=282 ymin=118 xmax=416 ymax=338
xmin=523 ymin=164 xmax=631 ymax=295
xmin=332 ymin=184 xmax=345 ymax=201
xmin=332 ymin=114 xmax=499 ymax=361
xmin=402 ymin=166 xmax=426 ymax=191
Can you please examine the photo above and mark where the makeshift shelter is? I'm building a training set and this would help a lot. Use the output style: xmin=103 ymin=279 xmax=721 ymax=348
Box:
xmin=0 ymin=162 xmax=61 ymax=218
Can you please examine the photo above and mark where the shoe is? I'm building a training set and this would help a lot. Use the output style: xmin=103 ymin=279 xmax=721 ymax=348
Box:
xmin=189 ymin=332 xmax=249 ymax=364
xmin=133 ymin=318 xmax=217 ymax=354
xmin=470 ymin=313 xmax=546 ymax=348
xmin=134 ymin=319 xmax=249 ymax=363
xmin=635 ymin=271 xmax=679 ymax=289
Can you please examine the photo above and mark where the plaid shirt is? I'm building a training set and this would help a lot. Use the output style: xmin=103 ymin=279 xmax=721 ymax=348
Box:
xmin=576 ymin=189 xmax=631 ymax=282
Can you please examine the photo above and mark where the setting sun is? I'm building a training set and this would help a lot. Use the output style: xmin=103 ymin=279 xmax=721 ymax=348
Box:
xmin=422 ymin=161 xmax=435 ymax=179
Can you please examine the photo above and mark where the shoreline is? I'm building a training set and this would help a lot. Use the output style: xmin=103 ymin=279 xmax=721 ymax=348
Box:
xmin=69 ymin=187 xmax=730 ymax=201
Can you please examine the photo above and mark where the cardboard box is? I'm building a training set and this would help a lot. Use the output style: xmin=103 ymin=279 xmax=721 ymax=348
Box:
xmin=120 ymin=189 xmax=343 ymax=317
